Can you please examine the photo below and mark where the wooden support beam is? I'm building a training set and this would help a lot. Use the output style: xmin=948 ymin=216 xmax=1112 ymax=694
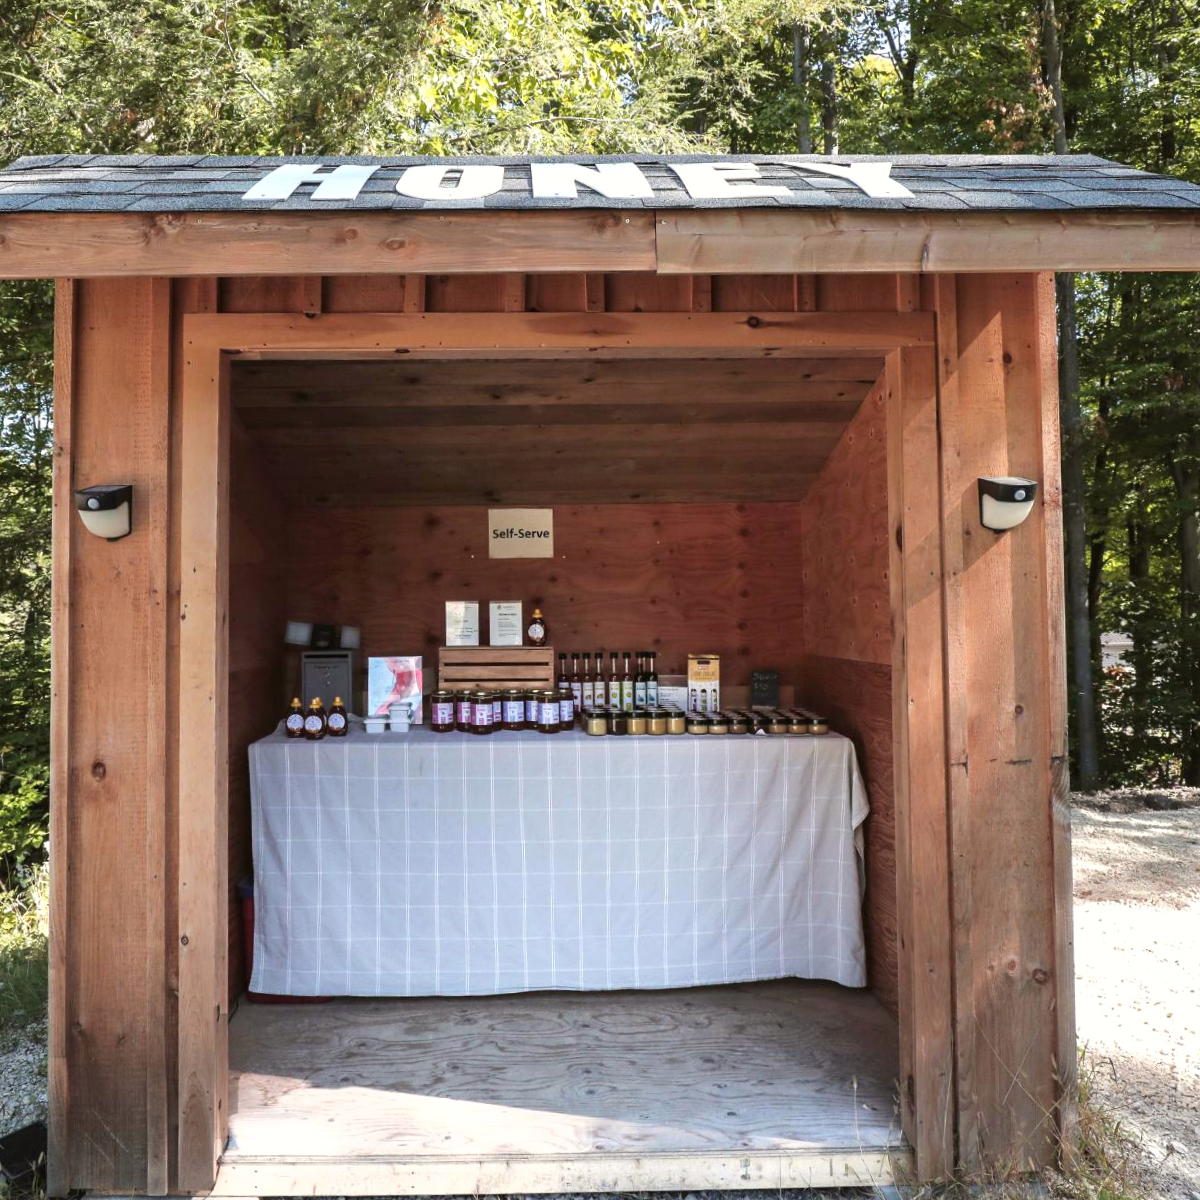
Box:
xmin=0 ymin=211 xmax=657 ymax=278
xmin=184 ymin=310 xmax=934 ymax=357
xmin=886 ymin=343 xmax=955 ymax=1180
xmin=177 ymin=343 xmax=231 ymax=1192
xmin=48 ymin=277 xmax=172 ymax=1194
xmin=655 ymin=208 xmax=1200 ymax=274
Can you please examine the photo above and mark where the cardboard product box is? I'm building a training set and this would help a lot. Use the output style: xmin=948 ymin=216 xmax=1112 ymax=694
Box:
xmin=445 ymin=600 xmax=480 ymax=647
xmin=367 ymin=656 xmax=424 ymax=721
xmin=687 ymin=654 xmax=720 ymax=713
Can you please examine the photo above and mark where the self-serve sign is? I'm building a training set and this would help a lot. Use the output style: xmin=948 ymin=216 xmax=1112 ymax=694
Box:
xmin=241 ymin=160 xmax=914 ymax=203
xmin=488 ymin=509 xmax=554 ymax=559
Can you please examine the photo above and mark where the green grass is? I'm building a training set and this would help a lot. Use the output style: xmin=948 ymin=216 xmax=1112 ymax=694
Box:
xmin=0 ymin=859 xmax=48 ymax=1036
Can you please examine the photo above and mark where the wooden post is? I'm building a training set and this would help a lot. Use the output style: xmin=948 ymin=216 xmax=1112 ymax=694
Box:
xmin=939 ymin=273 xmax=1070 ymax=1174
xmin=176 ymin=341 xmax=231 ymax=1190
xmin=48 ymin=277 xmax=172 ymax=1194
xmin=885 ymin=344 xmax=956 ymax=1180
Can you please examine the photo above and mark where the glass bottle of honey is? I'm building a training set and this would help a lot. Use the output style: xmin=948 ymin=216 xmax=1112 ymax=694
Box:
xmin=327 ymin=696 xmax=348 ymax=737
xmin=528 ymin=607 xmax=548 ymax=646
xmin=620 ymin=652 xmax=635 ymax=712
xmin=581 ymin=652 xmax=595 ymax=709
xmin=304 ymin=697 xmax=327 ymax=740
xmin=285 ymin=697 xmax=304 ymax=739
xmin=570 ymin=652 xmax=583 ymax=716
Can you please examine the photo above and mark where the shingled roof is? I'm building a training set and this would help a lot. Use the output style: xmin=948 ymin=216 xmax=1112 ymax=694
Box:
xmin=2 ymin=152 xmax=1199 ymax=213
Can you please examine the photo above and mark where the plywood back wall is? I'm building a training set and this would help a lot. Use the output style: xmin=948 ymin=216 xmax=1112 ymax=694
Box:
xmin=284 ymin=502 xmax=805 ymax=689
xmin=798 ymin=380 xmax=897 ymax=1017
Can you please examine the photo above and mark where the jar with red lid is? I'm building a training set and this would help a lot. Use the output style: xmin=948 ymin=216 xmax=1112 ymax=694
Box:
xmin=430 ymin=690 xmax=456 ymax=734
xmin=470 ymin=691 xmax=496 ymax=735
xmin=455 ymin=693 xmax=472 ymax=733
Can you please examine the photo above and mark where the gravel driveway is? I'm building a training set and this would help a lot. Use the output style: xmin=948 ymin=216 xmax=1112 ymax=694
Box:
xmin=4 ymin=791 xmax=1198 ymax=1200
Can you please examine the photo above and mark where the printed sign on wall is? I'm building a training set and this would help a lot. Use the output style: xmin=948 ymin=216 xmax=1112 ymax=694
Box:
xmin=488 ymin=509 xmax=554 ymax=559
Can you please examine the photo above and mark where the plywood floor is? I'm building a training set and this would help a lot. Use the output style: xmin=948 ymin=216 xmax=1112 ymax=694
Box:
xmin=219 ymin=980 xmax=909 ymax=1195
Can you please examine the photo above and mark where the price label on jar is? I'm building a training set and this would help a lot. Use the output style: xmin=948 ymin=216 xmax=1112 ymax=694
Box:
xmin=487 ymin=508 xmax=554 ymax=559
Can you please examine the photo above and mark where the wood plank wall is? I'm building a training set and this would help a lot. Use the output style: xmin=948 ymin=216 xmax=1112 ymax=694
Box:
xmin=226 ymin=414 xmax=287 ymax=999
xmin=798 ymin=381 xmax=897 ymax=1017
xmin=280 ymin=502 xmax=805 ymax=696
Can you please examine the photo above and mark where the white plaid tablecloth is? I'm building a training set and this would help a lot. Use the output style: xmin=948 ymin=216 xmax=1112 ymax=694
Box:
xmin=248 ymin=727 xmax=869 ymax=996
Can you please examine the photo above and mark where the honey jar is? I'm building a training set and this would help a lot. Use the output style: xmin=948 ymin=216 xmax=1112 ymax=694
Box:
xmin=606 ymin=709 xmax=629 ymax=736
xmin=556 ymin=687 xmax=576 ymax=731
xmin=788 ymin=716 xmax=812 ymax=735
xmin=502 ymin=689 xmax=527 ymax=731
xmin=707 ymin=714 xmax=729 ymax=735
xmin=525 ymin=691 xmax=539 ymax=726
xmin=584 ymin=708 xmax=608 ymax=736
xmin=811 ymin=716 xmax=830 ymax=735
xmin=455 ymin=693 xmax=473 ymax=733
xmin=767 ymin=713 xmax=789 ymax=735
xmin=628 ymin=711 xmax=648 ymax=736
xmin=646 ymin=708 xmax=668 ymax=736
xmin=430 ymin=690 xmax=456 ymax=734
xmin=470 ymin=690 xmax=496 ymax=735
xmin=536 ymin=691 xmax=561 ymax=734
xmin=686 ymin=713 xmax=708 ymax=735
xmin=667 ymin=710 xmax=687 ymax=735
xmin=727 ymin=714 xmax=749 ymax=735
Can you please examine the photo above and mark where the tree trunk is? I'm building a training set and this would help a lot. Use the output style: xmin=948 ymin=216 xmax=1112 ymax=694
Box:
xmin=820 ymin=54 xmax=837 ymax=154
xmin=793 ymin=25 xmax=812 ymax=154
xmin=1169 ymin=451 xmax=1200 ymax=784
xmin=1127 ymin=509 xmax=1154 ymax=746
xmin=1043 ymin=0 xmax=1100 ymax=785
xmin=1057 ymin=274 xmax=1100 ymax=788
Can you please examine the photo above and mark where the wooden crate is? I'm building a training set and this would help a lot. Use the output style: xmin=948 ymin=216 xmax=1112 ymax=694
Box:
xmin=437 ymin=646 xmax=556 ymax=694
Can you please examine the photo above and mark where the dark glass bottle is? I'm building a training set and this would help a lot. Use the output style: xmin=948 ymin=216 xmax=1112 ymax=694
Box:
xmin=558 ymin=652 xmax=570 ymax=691
xmin=581 ymin=651 xmax=595 ymax=709
xmin=570 ymin=652 xmax=583 ymax=716
xmin=621 ymin=652 xmax=635 ymax=712
xmin=646 ymin=651 xmax=660 ymax=707
xmin=528 ymin=607 xmax=548 ymax=646
xmin=327 ymin=696 xmax=348 ymax=737
xmin=608 ymin=652 xmax=621 ymax=707
xmin=634 ymin=652 xmax=648 ymax=709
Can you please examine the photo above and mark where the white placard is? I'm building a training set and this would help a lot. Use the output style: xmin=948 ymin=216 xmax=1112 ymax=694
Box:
xmin=488 ymin=509 xmax=554 ymax=559
xmin=445 ymin=600 xmax=480 ymax=647
xmin=489 ymin=601 xmax=523 ymax=646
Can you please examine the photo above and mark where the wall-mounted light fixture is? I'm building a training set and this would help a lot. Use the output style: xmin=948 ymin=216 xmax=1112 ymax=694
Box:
xmin=979 ymin=476 xmax=1038 ymax=532
xmin=75 ymin=484 xmax=133 ymax=541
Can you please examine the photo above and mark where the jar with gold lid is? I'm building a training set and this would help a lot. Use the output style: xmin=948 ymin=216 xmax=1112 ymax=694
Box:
xmin=430 ymin=690 xmax=456 ymax=734
xmin=646 ymin=708 xmax=668 ymax=736
xmin=584 ymin=708 xmax=607 ymax=736
xmin=628 ymin=711 xmax=648 ymax=736
xmin=666 ymin=710 xmax=687 ymax=735
xmin=556 ymin=687 xmax=576 ymax=731
xmin=536 ymin=691 xmax=560 ymax=734
xmin=501 ymin=689 xmax=527 ymax=731
xmin=686 ymin=712 xmax=708 ymax=735
xmin=606 ymin=709 xmax=629 ymax=736
xmin=470 ymin=690 xmax=496 ymax=735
